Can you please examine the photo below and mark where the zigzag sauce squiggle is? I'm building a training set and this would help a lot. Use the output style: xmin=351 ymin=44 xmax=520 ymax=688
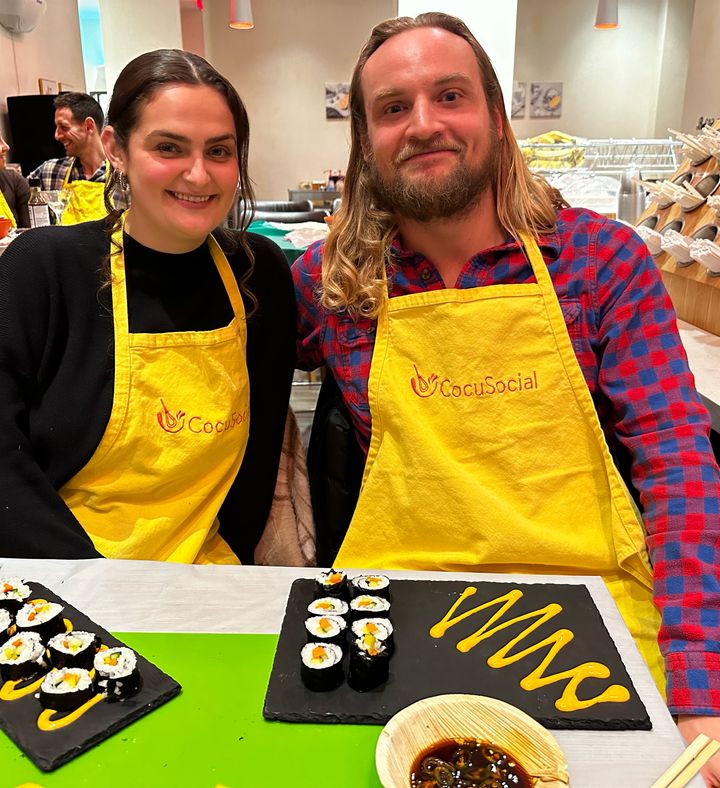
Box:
xmin=429 ymin=587 xmax=630 ymax=712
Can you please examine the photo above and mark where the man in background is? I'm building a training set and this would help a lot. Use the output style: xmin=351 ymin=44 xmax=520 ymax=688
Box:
xmin=29 ymin=92 xmax=124 ymax=221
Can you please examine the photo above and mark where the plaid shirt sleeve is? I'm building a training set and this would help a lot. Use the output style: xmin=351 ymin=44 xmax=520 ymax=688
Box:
xmin=592 ymin=218 xmax=720 ymax=714
xmin=293 ymin=240 xmax=327 ymax=371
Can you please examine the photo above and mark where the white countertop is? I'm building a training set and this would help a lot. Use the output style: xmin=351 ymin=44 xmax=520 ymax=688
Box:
xmin=678 ymin=320 xmax=720 ymax=431
xmin=0 ymin=558 xmax=701 ymax=787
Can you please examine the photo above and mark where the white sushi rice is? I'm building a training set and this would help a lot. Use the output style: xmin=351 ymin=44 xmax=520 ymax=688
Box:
xmin=351 ymin=617 xmax=393 ymax=640
xmin=94 ymin=646 xmax=137 ymax=678
xmin=0 ymin=578 xmax=30 ymax=603
xmin=0 ymin=609 xmax=11 ymax=633
xmin=307 ymin=597 xmax=349 ymax=617
xmin=48 ymin=631 xmax=96 ymax=655
xmin=16 ymin=601 xmax=64 ymax=628
xmin=304 ymin=615 xmax=346 ymax=640
xmin=0 ymin=632 xmax=44 ymax=666
xmin=300 ymin=642 xmax=343 ymax=669
xmin=350 ymin=595 xmax=391 ymax=615
xmin=41 ymin=667 xmax=93 ymax=694
xmin=351 ymin=574 xmax=390 ymax=594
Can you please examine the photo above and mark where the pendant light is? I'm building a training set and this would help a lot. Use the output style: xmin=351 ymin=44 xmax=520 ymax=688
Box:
xmin=229 ymin=0 xmax=254 ymax=29
xmin=594 ymin=0 xmax=618 ymax=29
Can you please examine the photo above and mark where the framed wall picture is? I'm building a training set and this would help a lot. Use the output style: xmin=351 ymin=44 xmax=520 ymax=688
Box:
xmin=38 ymin=78 xmax=57 ymax=95
xmin=325 ymin=82 xmax=350 ymax=119
xmin=58 ymin=82 xmax=75 ymax=93
xmin=511 ymin=82 xmax=526 ymax=119
xmin=530 ymin=82 xmax=562 ymax=119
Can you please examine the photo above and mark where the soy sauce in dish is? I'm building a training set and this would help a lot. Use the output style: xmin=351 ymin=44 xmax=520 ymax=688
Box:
xmin=410 ymin=738 xmax=532 ymax=788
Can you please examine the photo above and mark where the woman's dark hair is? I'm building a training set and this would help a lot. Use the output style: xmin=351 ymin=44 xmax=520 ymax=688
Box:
xmin=102 ymin=49 xmax=256 ymax=305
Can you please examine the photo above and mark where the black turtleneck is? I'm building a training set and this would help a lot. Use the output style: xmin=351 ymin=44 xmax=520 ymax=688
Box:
xmin=0 ymin=219 xmax=296 ymax=562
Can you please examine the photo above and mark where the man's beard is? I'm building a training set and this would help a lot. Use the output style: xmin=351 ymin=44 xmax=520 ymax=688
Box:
xmin=368 ymin=135 xmax=499 ymax=222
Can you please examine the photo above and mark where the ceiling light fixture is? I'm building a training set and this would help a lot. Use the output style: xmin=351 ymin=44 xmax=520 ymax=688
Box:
xmin=595 ymin=0 xmax=618 ymax=29
xmin=229 ymin=0 xmax=254 ymax=29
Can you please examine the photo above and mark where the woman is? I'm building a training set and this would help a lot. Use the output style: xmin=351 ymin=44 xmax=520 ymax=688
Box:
xmin=0 ymin=50 xmax=295 ymax=563
xmin=0 ymin=135 xmax=30 ymax=227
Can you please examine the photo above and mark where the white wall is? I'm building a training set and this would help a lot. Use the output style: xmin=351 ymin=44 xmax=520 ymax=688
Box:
xmin=681 ymin=0 xmax=720 ymax=132
xmin=98 ymin=0 xmax=183 ymax=97
xmin=0 ymin=0 xmax=85 ymax=141
xmin=204 ymin=0 xmax=395 ymax=200
xmin=398 ymin=0 xmax=518 ymax=117
xmin=511 ymin=0 xmax=693 ymax=139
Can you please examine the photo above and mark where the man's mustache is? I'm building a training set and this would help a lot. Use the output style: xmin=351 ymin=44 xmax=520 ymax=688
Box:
xmin=395 ymin=138 xmax=463 ymax=164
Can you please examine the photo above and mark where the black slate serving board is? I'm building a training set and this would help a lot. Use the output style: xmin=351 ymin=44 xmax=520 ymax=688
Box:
xmin=263 ymin=578 xmax=650 ymax=730
xmin=0 ymin=582 xmax=181 ymax=771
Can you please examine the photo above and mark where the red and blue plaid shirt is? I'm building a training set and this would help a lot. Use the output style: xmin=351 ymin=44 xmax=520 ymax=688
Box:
xmin=293 ymin=207 xmax=720 ymax=716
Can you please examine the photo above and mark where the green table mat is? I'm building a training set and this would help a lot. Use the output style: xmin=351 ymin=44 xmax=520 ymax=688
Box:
xmin=248 ymin=221 xmax=307 ymax=264
xmin=2 ymin=633 xmax=384 ymax=788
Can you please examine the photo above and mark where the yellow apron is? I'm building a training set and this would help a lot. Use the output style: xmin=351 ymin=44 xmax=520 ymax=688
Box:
xmin=336 ymin=232 xmax=665 ymax=692
xmin=60 ymin=220 xmax=249 ymax=564
xmin=60 ymin=159 xmax=108 ymax=225
xmin=0 ymin=188 xmax=17 ymax=228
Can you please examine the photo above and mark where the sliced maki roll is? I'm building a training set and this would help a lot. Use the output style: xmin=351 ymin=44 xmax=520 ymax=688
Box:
xmin=348 ymin=633 xmax=390 ymax=692
xmin=0 ymin=609 xmax=13 ymax=641
xmin=351 ymin=617 xmax=394 ymax=655
xmin=47 ymin=631 xmax=100 ymax=670
xmin=0 ymin=578 xmax=31 ymax=615
xmin=300 ymin=642 xmax=344 ymax=692
xmin=307 ymin=597 xmax=349 ymax=618
xmin=16 ymin=600 xmax=66 ymax=642
xmin=349 ymin=595 xmax=391 ymax=622
xmin=350 ymin=574 xmax=391 ymax=600
xmin=94 ymin=647 xmax=141 ymax=701
xmin=0 ymin=632 xmax=46 ymax=682
xmin=314 ymin=569 xmax=349 ymax=601
xmin=304 ymin=615 xmax=347 ymax=646
xmin=40 ymin=668 xmax=95 ymax=711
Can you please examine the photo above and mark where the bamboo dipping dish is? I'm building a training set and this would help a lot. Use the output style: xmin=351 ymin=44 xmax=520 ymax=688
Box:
xmin=375 ymin=694 xmax=569 ymax=787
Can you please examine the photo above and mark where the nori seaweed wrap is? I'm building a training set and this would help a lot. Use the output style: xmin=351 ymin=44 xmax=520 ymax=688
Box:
xmin=39 ymin=668 xmax=95 ymax=711
xmin=300 ymin=642 xmax=344 ymax=692
xmin=0 ymin=632 xmax=46 ymax=682
xmin=0 ymin=578 xmax=31 ymax=615
xmin=94 ymin=647 xmax=141 ymax=701
xmin=350 ymin=574 xmax=391 ymax=600
xmin=347 ymin=634 xmax=390 ymax=692
xmin=16 ymin=600 xmax=66 ymax=643
xmin=47 ymin=630 xmax=100 ymax=670
xmin=314 ymin=569 xmax=349 ymax=601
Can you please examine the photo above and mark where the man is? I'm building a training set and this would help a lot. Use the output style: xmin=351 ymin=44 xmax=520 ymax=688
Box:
xmin=28 ymin=92 xmax=125 ymax=221
xmin=293 ymin=12 xmax=720 ymax=783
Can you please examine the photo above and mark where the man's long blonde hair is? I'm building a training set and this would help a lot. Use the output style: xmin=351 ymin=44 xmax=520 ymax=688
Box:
xmin=322 ymin=12 xmax=563 ymax=319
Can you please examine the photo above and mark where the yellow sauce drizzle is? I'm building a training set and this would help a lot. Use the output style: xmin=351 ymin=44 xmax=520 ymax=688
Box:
xmin=429 ymin=586 xmax=630 ymax=712
xmin=0 ymin=674 xmax=45 ymax=701
xmin=37 ymin=692 xmax=105 ymax=731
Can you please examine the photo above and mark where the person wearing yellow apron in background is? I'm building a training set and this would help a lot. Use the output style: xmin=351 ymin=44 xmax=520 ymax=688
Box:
xmin=0 ymin=51 xmax=295 ymax=566
xmin=0 ymin=134 xmax=30 ymax=228
xmin=293 ymin=13 xmax=720 ymax=781
xmin=27 ymin=92 xmax=126 ymax=223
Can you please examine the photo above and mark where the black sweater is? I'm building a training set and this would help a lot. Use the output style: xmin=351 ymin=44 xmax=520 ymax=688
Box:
xmin=0 ymin=219 xmax=296 ymax=562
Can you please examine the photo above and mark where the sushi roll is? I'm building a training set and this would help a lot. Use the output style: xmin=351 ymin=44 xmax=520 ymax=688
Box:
xmin=39 ymin=668 xmax=95 ymax=711
xmin=94 ymin=647 xmax=141 ymax=701
xmin=351 ymin=617 xmax=394 ymax=655
xmin=307 ymin=597 xmax=349 ymax=618
xmin=349 ymin=595 xmax=391 ymax=622
xmin=0 ymin=632 xmax=46 ymax=682
xmin=0 ymin=609 xmax=13 ymax=641
xmin=0 ymin=578 xmax=31 ymax=615
xmin=300 ymin=642 xmax=344 ymax=692
xmin=314 ymin=569 xmax=349 ymax=601
xmin=304 ymin=615 xmax=347 ymax=646
xmin=350 ymin=574 xmax=391 ymax=600
xmin=347 ymin=633 xmax=390 ymax=692
xmin=16 ymin=600 xmax=66 ymax=643
xmin=47 ymin=631 xmax=100 ymax=670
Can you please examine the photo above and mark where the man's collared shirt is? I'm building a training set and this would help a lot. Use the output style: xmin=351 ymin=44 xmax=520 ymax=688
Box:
xmin=293 ymin=206 xmax=720 ymax=717
xmin=28 ymin=156 xmax=127 ymax=210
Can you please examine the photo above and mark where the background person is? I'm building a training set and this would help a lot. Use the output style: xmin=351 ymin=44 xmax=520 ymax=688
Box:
xmin=0 ymin=49 xmax=295 ymax=565
xmin=27 ymin=92 xmax=124 ymax=222
xmin=0 ymin=134 xmax=30 ymax=227
xmin=293 ymin=13 xmax=720 ymax=782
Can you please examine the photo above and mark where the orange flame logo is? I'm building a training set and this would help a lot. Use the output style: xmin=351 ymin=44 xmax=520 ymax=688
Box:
xmin=156 ymin=399 xmax=186 ymax=433
xmin=410 ymin=364 xmax=439 ymax=398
